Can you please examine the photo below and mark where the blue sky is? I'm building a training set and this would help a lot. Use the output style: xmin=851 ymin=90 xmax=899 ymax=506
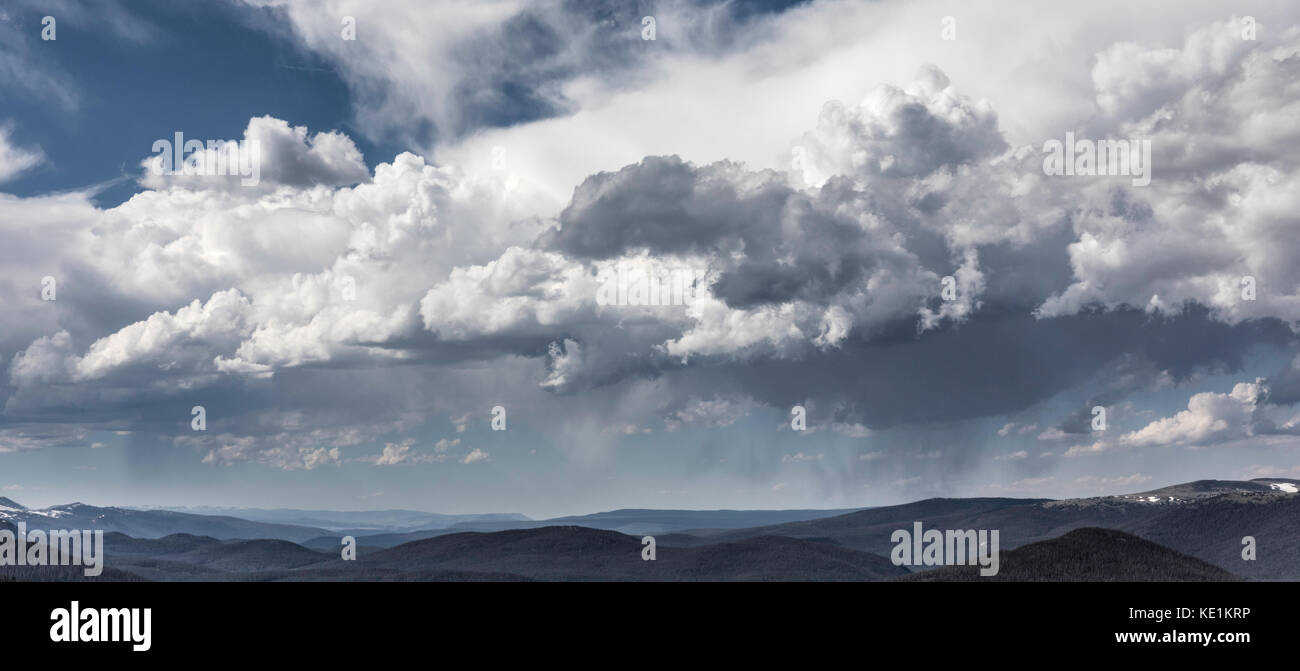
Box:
xmin=2 ymin=0 xmax=1299 ymax=517
xmin=1 ymin=0 xmax=388 ymax=205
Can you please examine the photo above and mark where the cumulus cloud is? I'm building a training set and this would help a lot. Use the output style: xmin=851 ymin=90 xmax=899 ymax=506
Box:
xmin=1063 ymin=440 xmax=1110 ymax=458
xmin=24 ymin=26 xmax=1295 ymax=414
xmin=139 ymin=116 xmax=370 ymax=192
xmin=197 ymin=438 xmax=342 ymax=470
xmin=1039 ymin=22 xmax=1300 ymax=325
xmin=998 ymin=423 xmax=1038 ymax=437
xmin=1121 ymin=382 xmax=1263 ymax=447
xmin=362 ymin=439 xmax=449 ymax=465
xmin=1063 ymin=379 xmax=1300 ymax=455
xmin=792 ymin=65 xmax=1006 ymax=186
xmin=664 ymin=396 xmax=755 ymax=431
xmin=1089 ymin=19 xmax=1257 ymax=122
xmin=6 ymin=14 xmax=1300 ymax=486
xmin=4 ymin=132 xmax=546 ymax=416
xmin=460 ymin=448 xmax=489 ymax=464
xmin=829 ymin=422 xmax=872 ymax=438
xmin=1120 ymin=380 xmax=1300 ymax=448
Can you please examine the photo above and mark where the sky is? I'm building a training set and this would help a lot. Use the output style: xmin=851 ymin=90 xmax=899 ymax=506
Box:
xmin=1 ymin=0 xmax=1299 ymax=518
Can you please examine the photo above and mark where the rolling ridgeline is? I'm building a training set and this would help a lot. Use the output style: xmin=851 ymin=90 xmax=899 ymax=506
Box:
xmin=0 ymin=479 xmax=1295 ymax=581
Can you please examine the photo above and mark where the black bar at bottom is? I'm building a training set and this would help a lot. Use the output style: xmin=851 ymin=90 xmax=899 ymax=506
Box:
xmin=8 ymin=580 xmax=1290 ymax=661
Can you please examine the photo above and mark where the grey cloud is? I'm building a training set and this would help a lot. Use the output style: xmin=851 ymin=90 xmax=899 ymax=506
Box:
xmin=1263 ymin=354 xmax=1300 ymax=406
xmin=795 ymin=65 xmax=1007 ymax=182
xmin=544 ymin=157 xmax=922 ymax=309
xmin=546 ymin=156 xmax=781 ymax=260
xmin=10 ymin=20 xmax=1300 ymax=475
xmin=664 ymin=307 xmax=1292 ymax=430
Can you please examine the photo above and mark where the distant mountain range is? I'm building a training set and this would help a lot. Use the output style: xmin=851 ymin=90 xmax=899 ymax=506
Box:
xmin=2 ymin=478 xmax=1295 ymax=581
xmin=92 ymin=526 xmax=907 ymax=581
xmin=332 ymin=526 xmax=909 ymax=581
xmin=297 ymin=507 xmax=864 ymax=551
xmin=660 ymin=479 xmax=1300 ymax=580
xmin=0 ymin=497 xmax=330 ymax=542
xmin=128 ymin=505 xmax=530 ymax=534
xmin=897 ymin=528 xmax=1241 ymax=581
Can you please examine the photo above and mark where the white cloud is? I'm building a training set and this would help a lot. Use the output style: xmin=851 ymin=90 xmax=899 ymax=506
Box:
xmin=1038 ymin=23 xmax=1300 ymax=324
xmin=1119 ymin=380 xmax=1268 ymax=448
xmin=998 ymin=422 xmax=1041 ymax=437
xmin=363 ymin=439 xmax=452 ymax=466
xmin=1061 ymin=379 xmax=1300 ymax=455
xmin=199 ymin=439 xmax=342 ymax=470
xmin=424 ymin=0 xmax=1244 ymax=213
xmin=1037 ymin=428 xmax=1068 ymax=441
xmin=0 ymin=125 xmax=42 ymax=183
xmin=664 ymin=396 xmax=755 ymax=431
xmin=19 ymin=22 xmax=1299 ymax=417
xmin=1063 ymin=440 xmax=1110 ymax=458
xmin=792 ymin=65 xmax=1005 ymax=187
xmin=830 ymin=422 xmax=872 ymax=438
xmin=368 ymin=441 xmax=414 ymax=466
xmin=179 ymin=426 xmax=364 ymax=470
xmin=138 ymin=116 xmax=369 ymax=192
xmin=6 ymin=8 xmax=1300 ymax=480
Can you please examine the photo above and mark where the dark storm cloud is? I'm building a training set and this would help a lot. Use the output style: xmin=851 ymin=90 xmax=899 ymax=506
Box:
xmin=544 ymin=157 xmax=927 ymax=309
xmin=656 ymin=307 xmax=1294 ymax=429
xmin=970 ymin=227 xmax=1077 ymax=312
xmin=545 ymin=156 xmax=783 ymax=259
xmin=1263 ymin=355 xmax=1300 ymax=407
